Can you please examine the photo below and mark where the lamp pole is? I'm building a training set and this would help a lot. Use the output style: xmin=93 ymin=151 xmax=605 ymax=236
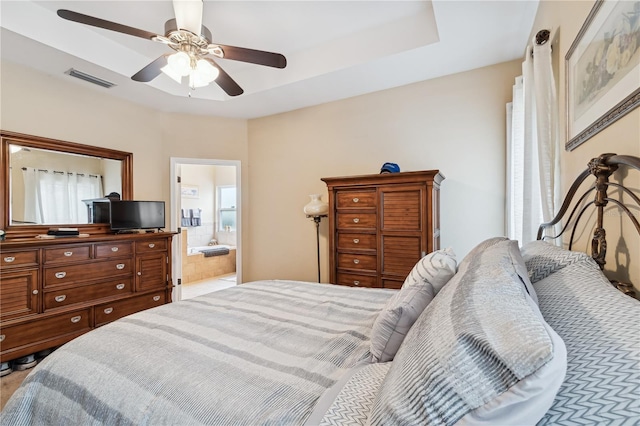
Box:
xmin=308 ymin=215 xmax=327 ymax=283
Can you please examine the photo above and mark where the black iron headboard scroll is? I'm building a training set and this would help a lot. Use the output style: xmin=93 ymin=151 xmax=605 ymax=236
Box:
xmin=537 ymin=153 xmax=640 ymax=298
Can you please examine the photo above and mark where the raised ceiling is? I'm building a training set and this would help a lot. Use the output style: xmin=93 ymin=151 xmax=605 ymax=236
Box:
xmin=0 ymin=1 xmax=539 ymax=118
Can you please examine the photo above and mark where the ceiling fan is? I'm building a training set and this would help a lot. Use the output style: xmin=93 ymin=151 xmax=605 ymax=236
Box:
xmin=57 ymin=0 xmax=287 ymax=97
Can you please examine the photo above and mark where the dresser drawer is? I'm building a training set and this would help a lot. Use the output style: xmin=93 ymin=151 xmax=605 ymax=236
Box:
xmin=95 ymin=291 xmax=166 ymax=326
xmin=0 ymin=308 xmax=91 ymax=352
xmin=336 ymin=272 xmax=378 ymax=288
xmin=337 ymin=253 xmax=377 ymax=271
xmin=44 ymin=259 xmax=133 ymax=288
xmin=0 ymin=250 xmax=38 ymax=269
xmin=44 ymin=278 xmax=133 ymax=311
xmin=336 ymin=191 xmax=376 ymax=209
xmin=337 ymin=213 xmax=377 ymax=230
xmin=136 ymin=239 xmax=168 ymax=253
xmin=44 ymin=245 xmax=91 ymax=264
xmin=95 ymin=241 xmax=133 ymax=259
xmin=337 ymin=233 xmax=376 ymax=251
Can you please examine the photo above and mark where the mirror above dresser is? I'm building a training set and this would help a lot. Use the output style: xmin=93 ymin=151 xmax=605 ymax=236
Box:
xmin=1 ymin=131 xmax=133 ymax=239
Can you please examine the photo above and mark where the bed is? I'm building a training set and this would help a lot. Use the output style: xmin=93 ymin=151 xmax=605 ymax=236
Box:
xmin=2 ymin=154 xmax=639 ymax=425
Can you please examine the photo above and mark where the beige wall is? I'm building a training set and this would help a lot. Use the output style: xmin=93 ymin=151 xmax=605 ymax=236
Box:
xmin=0 ymin=61 xmax=249 ymax=276
xmin=246 ymin=60 xmax=521 ymax=282
xmin=531 ymin=0 xmax=640 ymax=288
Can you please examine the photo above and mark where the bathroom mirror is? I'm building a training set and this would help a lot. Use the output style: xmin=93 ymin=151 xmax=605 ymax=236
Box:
xmin=1 ymin=131 xmax=133 ymax=238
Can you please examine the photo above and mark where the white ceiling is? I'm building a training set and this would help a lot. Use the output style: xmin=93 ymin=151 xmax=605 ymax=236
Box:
xmin=0 ymin=1 xmax=539 ymax=119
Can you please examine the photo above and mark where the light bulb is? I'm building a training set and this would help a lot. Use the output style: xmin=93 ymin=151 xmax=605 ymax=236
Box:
xmin=196 ymin=59 xmax=219 ymax=82
xmin=167 ymin=51 xmax=191 ymax=76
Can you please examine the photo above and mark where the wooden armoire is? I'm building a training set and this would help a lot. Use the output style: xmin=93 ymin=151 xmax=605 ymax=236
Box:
xmin=322 ymin=170 xmax=443 ymax=289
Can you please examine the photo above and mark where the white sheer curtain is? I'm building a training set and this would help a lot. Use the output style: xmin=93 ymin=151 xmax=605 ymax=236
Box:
xmin=507 ymin=38 xmax=561 ymax=245
xmin=22 ymin=168 xmax=103 ymax=224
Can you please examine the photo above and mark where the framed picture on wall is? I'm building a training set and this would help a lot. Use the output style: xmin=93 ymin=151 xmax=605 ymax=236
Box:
xmin=565 ymin=0 xmax=640 ymax=151
xmin=181 ymin=184 xmax=199 ymax=198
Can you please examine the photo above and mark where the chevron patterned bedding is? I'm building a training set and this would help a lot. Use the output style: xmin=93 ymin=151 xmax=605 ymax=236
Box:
xmin=1 ymin=280 xmax=395 ymax=425
xmin=534 ymin=258 xmax=640 ymax=425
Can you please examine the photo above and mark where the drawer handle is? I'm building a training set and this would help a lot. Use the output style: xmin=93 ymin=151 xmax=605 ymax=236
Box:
xmin=353 ymin=218 xmax=360 ymax=223
xmin=55 ymin=272 xmax=66 ymax=279
xmin=55 ymin=295 xmax=67 ymax=302
xmin=116 ymin=283 xmax=125 ymax=290
xmin=354 ymin=280 xmax=360 ymax=286
xmin=104 ymin=307 xmax=114 ymax=314
xmin=116 ymin=263 xmax=125 ymax=270
xmin=353 ymin=198 xmax=359 ymax=203
xmin=111 ymin=247 xmax=119 ymax=252
xmin=32 ymin=290 xmax=38 ymax=295
xmin=3 ymin=256 xmax=15 ymax=263
xmin=353 ymin=259 xmax=360 ymax=264
xmin=137 ymin=272 xmax=142 ymax=276
xmin=153 ymin=295 xmax=161 ymax=302
xmin=148 ymin=243 xmax=155 ymax=248
xmin=353 ymin=238 xmax=360 ymax=244
xmin=70 ymin=316 xmax=81 ymax=323
xmin=63 ymin=251 xmax=73 ymax=257
xmin=0 ymin=335 xmax=4 ymax=342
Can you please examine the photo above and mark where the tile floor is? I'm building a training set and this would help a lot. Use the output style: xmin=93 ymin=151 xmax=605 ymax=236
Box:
xmin=180 ymin=274 xmax=237 ymax=300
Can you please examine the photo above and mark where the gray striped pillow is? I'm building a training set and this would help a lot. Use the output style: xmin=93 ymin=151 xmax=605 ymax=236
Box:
xmin=370 ymin=249 xmax=456 ymax=362
xmin=369 ymin=239 xmax=565 ymax=425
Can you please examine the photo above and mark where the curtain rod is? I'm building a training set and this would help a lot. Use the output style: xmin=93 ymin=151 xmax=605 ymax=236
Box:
xmin=20 ymin=166 xmax=100 ymax=178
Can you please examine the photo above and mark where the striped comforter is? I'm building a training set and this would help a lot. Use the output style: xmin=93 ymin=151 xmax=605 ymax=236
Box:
xmin=2 ymin=280 xmax=395 ymax=425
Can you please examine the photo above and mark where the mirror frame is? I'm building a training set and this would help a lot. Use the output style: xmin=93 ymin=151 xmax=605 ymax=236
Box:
xmin=1 ymin=130 xmax=133 ymax=239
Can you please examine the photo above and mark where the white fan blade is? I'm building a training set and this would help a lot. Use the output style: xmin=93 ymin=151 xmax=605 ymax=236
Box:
xmin=173 ymin=0 xmax=203 ymax=35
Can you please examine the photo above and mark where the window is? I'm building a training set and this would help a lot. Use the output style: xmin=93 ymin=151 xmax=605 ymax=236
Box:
xmin=218 ymin=186 xmax=236 ymax=231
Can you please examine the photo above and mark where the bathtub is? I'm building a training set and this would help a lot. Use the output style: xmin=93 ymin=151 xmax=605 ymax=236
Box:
xmin=182 ymin=245 xmax=236 ymax=284
xmin=187 ymin=245 xmax=233 ymax=256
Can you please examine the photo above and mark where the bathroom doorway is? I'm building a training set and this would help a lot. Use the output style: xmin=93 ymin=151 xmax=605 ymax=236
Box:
xmin=170 ymin=158 xmax=241 ymax=301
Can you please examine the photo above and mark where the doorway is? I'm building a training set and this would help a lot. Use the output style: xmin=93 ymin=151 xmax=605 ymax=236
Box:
xmin=170 ymin=158 xmax=242 ymax=301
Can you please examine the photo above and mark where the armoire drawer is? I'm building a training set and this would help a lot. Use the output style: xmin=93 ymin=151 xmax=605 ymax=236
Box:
xmin=336 ymin=272 xmax=378 ymax=288
xmin=336 ymin=191 xmax=376 ymax=209
xmin=95 ymin=241 xmax=133 ymax=259
xmin=337 ymin=253 xmax=377 ymax=271
xmin=337 ymin=213 xmax=377 ymax=230
xmin=337 ymin=233 xmax=376 ymax=251
xmin=44 ymin=245 xmax=91 ymax=264
xmin=0 ymin=250 xmax=39 ymax=270
xmin=95 ymin=291 xmax=166 ymax=326
xmin=0 ymin=308 xmax=91 ymax=352
xmin=44 ymin=278 xmax=134 ymax=311
xmin=44 ymin=259 xmax=133 ymax=288
xmin=136 ymin=239 xmax=167 ymax=253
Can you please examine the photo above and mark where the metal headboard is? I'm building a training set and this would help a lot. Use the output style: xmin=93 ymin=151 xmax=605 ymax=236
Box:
xmin=537 ymin=153 xmax=640 ymax=298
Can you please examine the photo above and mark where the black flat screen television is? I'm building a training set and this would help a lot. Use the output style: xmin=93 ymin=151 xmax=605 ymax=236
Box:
xmin=109 ymin=200 xmax=165 ymax=232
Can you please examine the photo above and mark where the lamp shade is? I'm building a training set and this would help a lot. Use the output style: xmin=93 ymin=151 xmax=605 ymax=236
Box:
xmin=303 ymin=194 xmax=329 ymax=216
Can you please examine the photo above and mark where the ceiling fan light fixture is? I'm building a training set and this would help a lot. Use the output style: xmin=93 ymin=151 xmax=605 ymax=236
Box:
xmin=189 ymin=59 xmax=219 ymax=88
xmin=161 ymin=63 xmax=183 ymax=84
xmin=167 ymin=51 xmax=191 ymax=76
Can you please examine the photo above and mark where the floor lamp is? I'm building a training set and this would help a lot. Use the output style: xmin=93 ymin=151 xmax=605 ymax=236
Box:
xmin=303 ymin=194 xmax=329 ymax=283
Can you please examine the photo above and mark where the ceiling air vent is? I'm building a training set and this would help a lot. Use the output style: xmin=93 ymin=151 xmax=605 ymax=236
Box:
xmin=64 ymin=68 xmax=116 ymax=89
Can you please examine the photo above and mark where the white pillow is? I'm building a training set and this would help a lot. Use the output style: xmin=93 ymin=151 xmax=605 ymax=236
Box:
xmin=370 ymin=249 xmax=457 ymax=362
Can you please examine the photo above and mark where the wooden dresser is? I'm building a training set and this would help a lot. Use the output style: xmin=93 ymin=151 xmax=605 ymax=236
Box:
xmin=0 ymin=233 xmax=174 ymax=362
xmin=322 ymin=170 xmax=443 ymax=289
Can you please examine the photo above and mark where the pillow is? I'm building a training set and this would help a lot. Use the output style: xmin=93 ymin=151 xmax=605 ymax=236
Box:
xmin=534 ymin=259 xmax=640 ymax=425
xmin=311 ymin=363 xmax=391 ymax=426
xmin=369 ymin=239 xmax=567 ymax=425
xmin=401 ymin=247 xmax=457 ymax=293
xmin=456 ymin=236 xmax=509 ymax=273
xmin=370 ymin=249 xmax=457 ymax=362
xmin=520 ymin=240 xmax=594 ymax=283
